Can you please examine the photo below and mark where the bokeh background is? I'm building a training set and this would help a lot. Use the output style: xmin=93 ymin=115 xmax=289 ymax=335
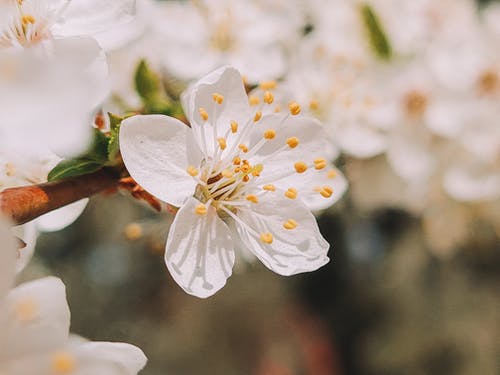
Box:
xmin=17 ymin=0 xmax=500 ymax=373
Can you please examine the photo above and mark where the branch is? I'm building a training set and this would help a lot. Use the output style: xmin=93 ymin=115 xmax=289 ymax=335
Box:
xmin=0 ymin=168 xmax=120 ymax=226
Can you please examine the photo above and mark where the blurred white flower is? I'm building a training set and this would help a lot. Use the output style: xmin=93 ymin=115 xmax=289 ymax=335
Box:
xmin=120 ymin=66 xmax=347 ymax=298
xmin=151 ymin=0 xmax=301 ymax=83
xmin=0 ymin=216 xmax=147 ymax=374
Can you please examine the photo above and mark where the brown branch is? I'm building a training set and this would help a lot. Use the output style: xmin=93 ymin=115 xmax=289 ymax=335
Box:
xmin=0 ymin=168 xmax=120 ymax=226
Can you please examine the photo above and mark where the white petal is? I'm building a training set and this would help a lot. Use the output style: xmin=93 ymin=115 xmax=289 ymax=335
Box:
xmin=119 ymin=114 xmax=198 ymax=207
xmin=0 ymin=216 xmax=16 ymax=300
xmin=181 ymin=66 xmax=251 ymax=154
xmin=165 ymin=197 xmax=235 ymax=298
xmin=443 ymin=166 xmax=500 ymax=202
xmin=35 ymin=199 xmax=88 ymax=232
xmin=72 ymin=341 xmax=147 ymax=375
xmin=231 ymin=194 xmax=329 ymax=276
xmin=0 ymin=277 xmax=70 ymax=359
xmin=335 ymin=124 xmax=387 ymax=158
xmin=53 ymin=0 xmax=136 ymax=40
xmin=12 ymin=222 xmax=38 ymax=273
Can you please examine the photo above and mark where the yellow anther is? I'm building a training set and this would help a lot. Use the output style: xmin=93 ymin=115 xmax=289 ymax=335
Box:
xmin=238 ymin=144 xmax=249 ymax=153
xmin=286 ymin=137 xmax=299 ymax=148
xmin=283 ymin=219 xmax=298 ymax=230
xmin=260 ymin=80 xmax=277 ymax=90
xmin=314 ymin=158 xmax=327 ymax=170
xmin=21 ymin=14 xmax=35 ymax=25
xmin=246 ymin=194 xmax=259 ymax=203
xmin=51 ymin=351 xmax=76 ymax=374
xmin=195 ymin=204 xmax=207 ymax=215
xmin=263 ymin=184 xmax=276 ymax=192
xmin=233 ymin=156 xmax=241 ymax=165
xmin=289 ymin=102 xmax=301 ymax=115
xmin=254 ymin=164 xmax=264 ymax=173
xmin=212 ymin=92 xmax=224 ymax=104
xmin=230 ymin=120 xmax=238 ymax=133
xmin=309 ymin=99 xmax=319 ymax=110
xmin=327 ymin=169 xmax=337 ymax=179
xmin=320 ymin=186 xmax=333 ymax=198
xmin=199 ymin=107 xmax=209 ymax=121
xmin=5 ymin=163 xmax=15 ymax=177
xmin=186 ymin=165 xmax=199 ymax=177
xmin=294 ymin=162 xmax=308 ymax=173
xmin=263 ymin=91 xmax=274 ymax=104
xmin=263 ymin=129 xmax=276 ymax=140
xmin=249 ymin=95 xmax=260 ymax=106
xmin=240 ymin=164 xmax=251 ymax=173
xmin=260 ymin=232 xmax=274 ymax=244
xmin=285 ymin=188 xmax=298 ymax=199
xmin=274 ymin=105 xmax=282 ymax=113
xmin=15 ymin=298 xmax=38 ymax=322
xmin=242 ymin=175 xmax=250 ymax=182
xmin=217 ymin=137 xmax=227 ymax=150
xmin=253 ymin=111 xmax=262 ymax=122
xmin=221 ymin=169 xmax=233 ymax=178
xmin=124 ymin=223 xmax=143 ymax=241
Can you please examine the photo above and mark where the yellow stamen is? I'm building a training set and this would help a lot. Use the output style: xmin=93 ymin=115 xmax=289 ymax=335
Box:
xmin=51 ymin=352 xmax=76 ymax=374
xmin=238 ymin=144 xmax=249 ymax=153
xmin=21 ymin=15 xmax=35 ymax=25
xmin=212 ymin=93 xmax=224 ymax=104
xmin=187 ymin=165 xmax=199 ymax=176
xmin=274 ymin=106 xmax=282 ymax=113
xmin=260 ymin=80 xmax=277 ymax=90
xmin=327 ymin=169 xmax=337 ymax=179
xmin=289 ymin=102 xmax=301 ymax=115
xmin=230 ymin=120 xmax=238 ymax=133
xmin=253 ymin=111 xmax=262 ymax=122
xmin=294 ymin=162 xmax=308 ymax=173
xmin=233 ymin=156 xmax=241 ymax=165
xmin=283 ymin=219 xmax=298 ymax=230
xmin=263 ymin=184 xmax=276 ymax=191
xmin=286 ymin=137 xmax=299 ymax=148
xmin=195 ymin=204 xmax=207 ymax=215
xmin=263 ymin=91 xmax=274 ymax=104
xmin=249 ymin=95 xmax=260 ymax=106
xmin=246 ymin=194 xmax=258 ymax=203
xmin=242 ymin=175 xmax=250 ymax=182
xmin=314 ymin=158 xmax=327 ymax=170
xmin=263 ymin=129 xmax=276 ymax=140
xmin=320 ymin=185 xmax=333 ymax=198
xmin=199 ymin=107 xmax=209 ymax=121
xmin=217 ymin=137 xmax=227 ymax=150
xmin=285 ymin=188 xmax=297 ymax=199
xmin=260 ymin=232 xmax=273 ymax=244
xmin=5 ymin=163 xmax=15 ymax=177
xmin=15 ymin=298 xmax=38 ymax=322
xmin=124 ymin=223 xmax=143 ymax=241
xmin=309 ymin=99 xmax=319 ymax=110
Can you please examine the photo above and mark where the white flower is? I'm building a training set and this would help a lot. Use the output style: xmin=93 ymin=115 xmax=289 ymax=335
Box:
xmin=151 ymin=0 xmax=299 ymax=83
xmin=0 ymin=216 xmax=147 ymax=374
xmin=120 ymin=66 xmax=347 ymax=298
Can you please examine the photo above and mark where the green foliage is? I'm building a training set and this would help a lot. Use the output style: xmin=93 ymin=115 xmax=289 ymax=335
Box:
xmin=360 ymin=3 xmax=392 ymax=60
xmin=47 ymin=159 xmax=103 ymax=182
xmin=134 ymin=59 xmax=176 ymax=115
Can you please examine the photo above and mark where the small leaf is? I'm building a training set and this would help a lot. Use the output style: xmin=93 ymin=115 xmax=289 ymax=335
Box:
xmin=87 ymin=128 xmax=109 ymax=163
xmin=107 ymin=124 xmax=121 ymax=163
xmin=47 ymin=159 xmax=103 ymax=182
xmin=360 ymin=4 xmax=392 ymax=60
xmin=135 ymin=59 xmax=162 ymax=102
xmin=108 ymin=112 xmax=124 ymax=131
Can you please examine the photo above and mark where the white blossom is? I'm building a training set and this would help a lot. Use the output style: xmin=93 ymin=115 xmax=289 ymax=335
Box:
xmin=120 ymin=66 xmax=347 ymax=298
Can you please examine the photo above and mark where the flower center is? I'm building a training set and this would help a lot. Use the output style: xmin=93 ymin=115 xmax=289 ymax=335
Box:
xmin=477 ymin=70 xmax=499 ymax=96
xmin=209 ymin=11 xmax=235 ymax=52
xmin=403 ymin=90 xmax=428 ymax=118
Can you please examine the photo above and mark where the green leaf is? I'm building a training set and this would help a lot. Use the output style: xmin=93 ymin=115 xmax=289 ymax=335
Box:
xmin=107 ymin=124 xmax=121 ymax=163
xmin=47 ymin=159 xmax=103 ymax=182
xmin=135 ymin=59 xmax=163 ymax=102
xmin=87 ymin=128 xmax=109 ymax=163
xmin=108 ymin=112 xmax=124 ymax=131
xmin=360 ymin=4 xmax=392 ymax=60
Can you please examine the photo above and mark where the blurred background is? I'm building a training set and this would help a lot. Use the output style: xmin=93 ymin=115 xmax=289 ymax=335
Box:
xmin=17 ymin=0 xmax=500 ymax=373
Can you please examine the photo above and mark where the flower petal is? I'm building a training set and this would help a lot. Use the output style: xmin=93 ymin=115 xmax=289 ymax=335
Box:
xmin=0 ymin=216 xmax=16 ymax=300
xmin=181 ymin=66 xmax=251 ymax=155
xmin=165 ymin=197 xmax=235 ymax=298
xmin=120 ymin=114 xmax=198 ymax=207
xmin=231 ymin=194 xmax=329 ymax=276
xmin=0 ymin=277 xmax=70 ymax=359
xmin=35 ymin=199 xmax=88 ymax=233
